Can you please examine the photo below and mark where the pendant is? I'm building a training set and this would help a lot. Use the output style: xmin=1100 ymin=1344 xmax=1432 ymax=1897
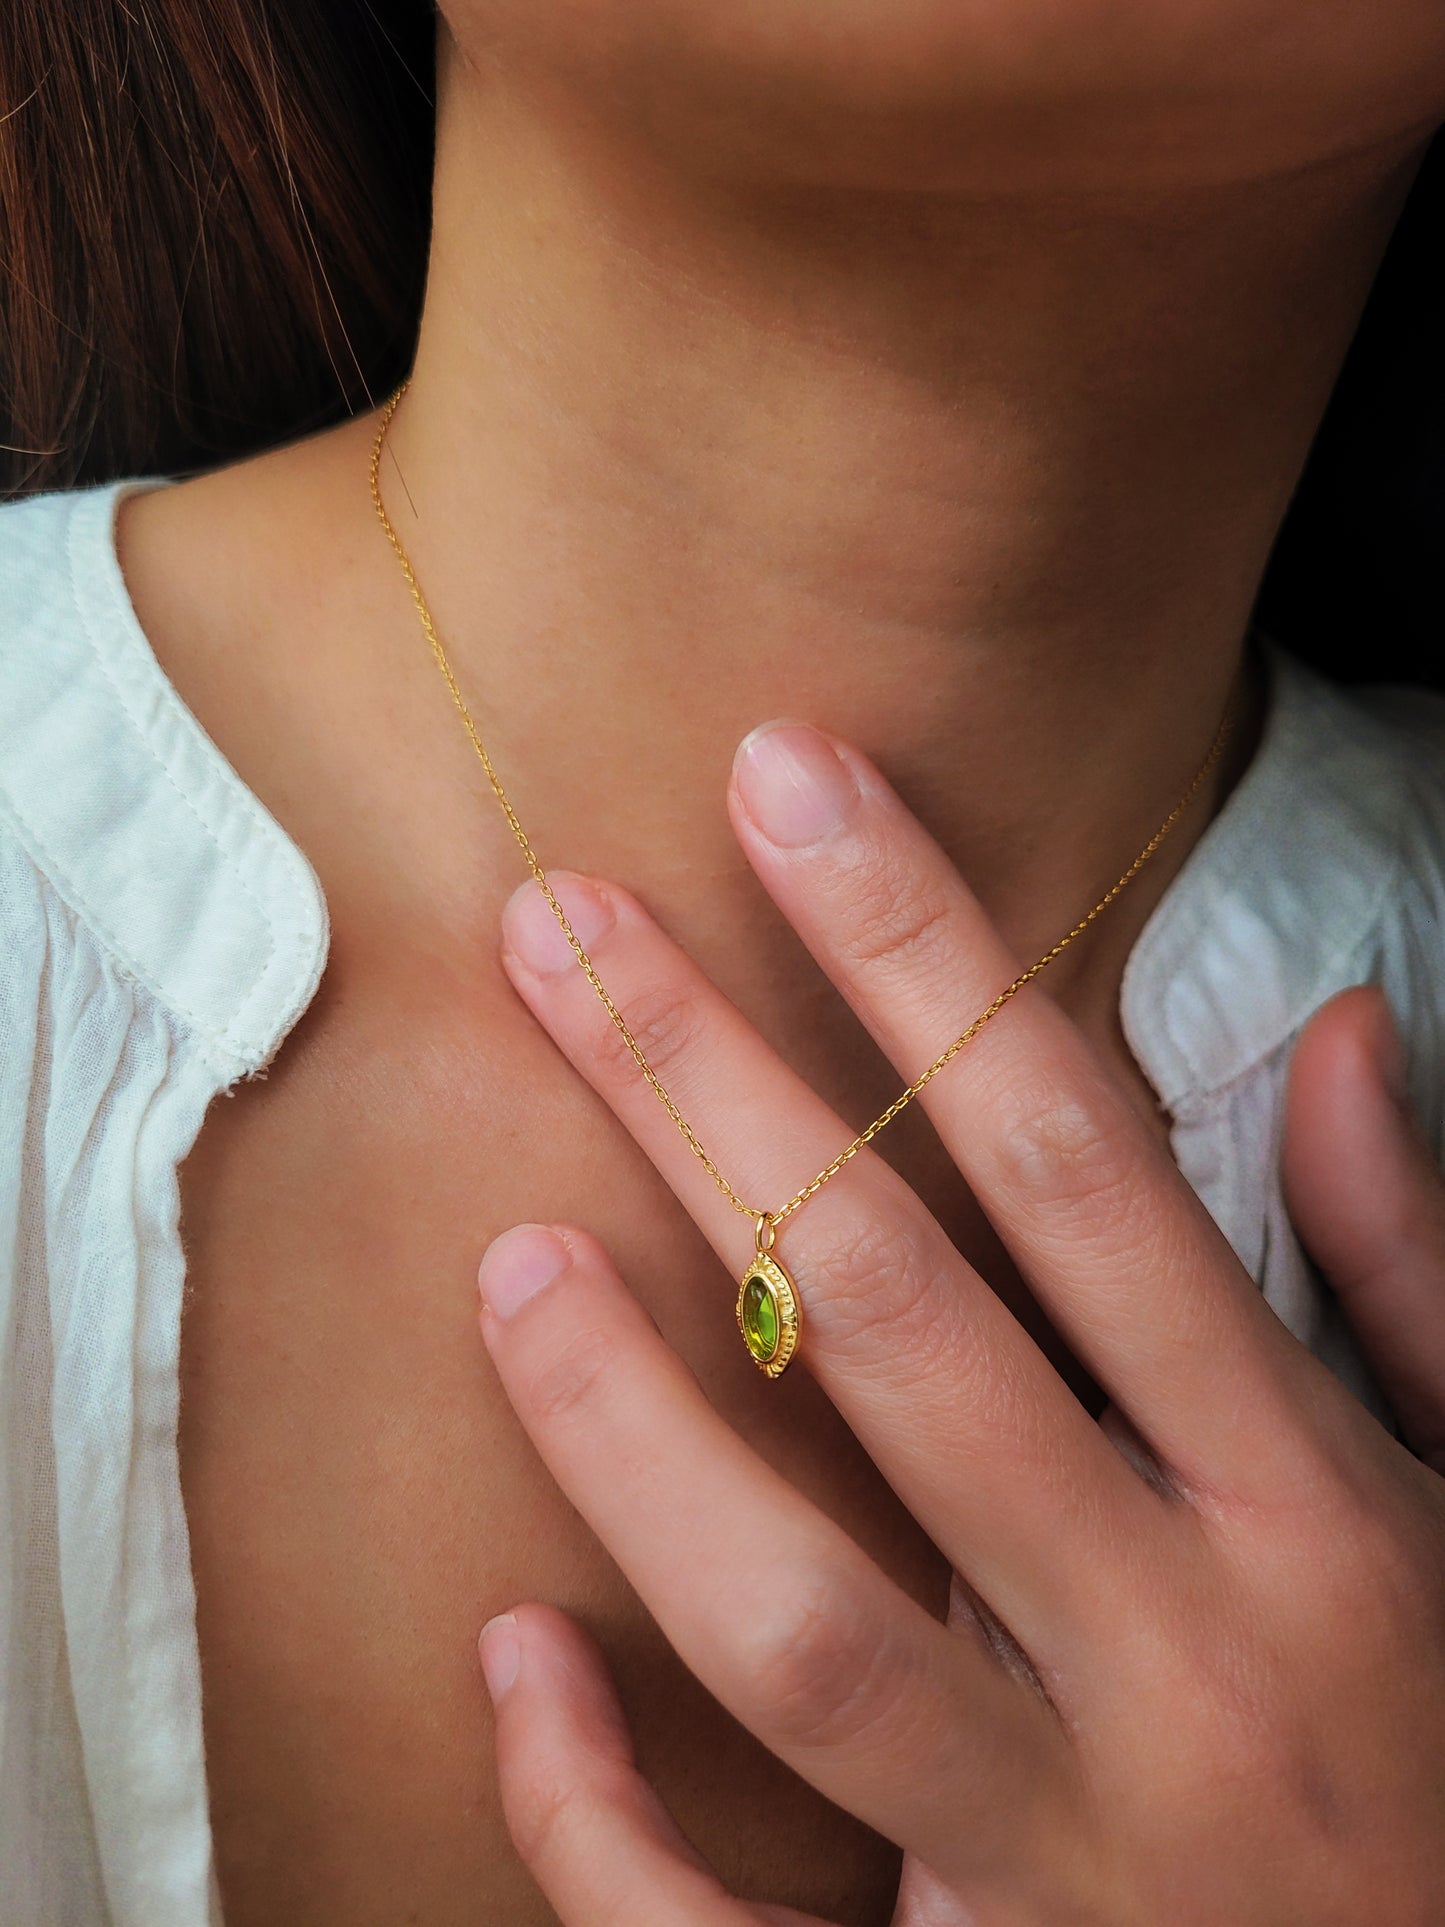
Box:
xmin=736 ymin=1215 xmax=801 ymax=1379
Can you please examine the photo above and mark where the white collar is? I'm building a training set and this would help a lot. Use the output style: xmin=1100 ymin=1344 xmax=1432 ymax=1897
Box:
xmin=1123 ymin=640 xmax=1417 ymax=1114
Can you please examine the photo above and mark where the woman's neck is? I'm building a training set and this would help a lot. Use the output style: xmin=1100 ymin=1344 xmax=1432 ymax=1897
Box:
xmin=362 ymin=36 xmax=1417 ymax=983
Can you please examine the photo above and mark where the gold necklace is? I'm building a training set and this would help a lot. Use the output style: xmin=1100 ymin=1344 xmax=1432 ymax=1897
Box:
xmin=369 ymin=378 xmax=1235 ymax=1380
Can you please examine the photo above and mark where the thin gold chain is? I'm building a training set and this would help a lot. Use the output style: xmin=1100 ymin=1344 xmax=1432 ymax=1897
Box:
xmin=369 ymin=378 xmax=1235 ymax=1236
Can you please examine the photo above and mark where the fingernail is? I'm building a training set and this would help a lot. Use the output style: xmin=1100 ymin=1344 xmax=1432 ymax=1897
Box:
xmin=504 ymin=874 xmax=615 ymax=977
xmin=479 ymin=1223 xmax=572 ymax=1320
xmin=479 ymin=1612 xmax=521 ymax=1701
xmin=734 ymin=722 xmax=859 ymax=849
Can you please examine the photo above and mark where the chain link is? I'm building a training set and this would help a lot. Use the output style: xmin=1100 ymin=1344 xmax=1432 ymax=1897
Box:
xmin=370 ymin=377 xmax=1235 ymax=1235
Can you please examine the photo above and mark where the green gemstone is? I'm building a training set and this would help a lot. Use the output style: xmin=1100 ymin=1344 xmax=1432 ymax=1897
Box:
xmin=742 ymin=1274 xmax=779 ymax=1362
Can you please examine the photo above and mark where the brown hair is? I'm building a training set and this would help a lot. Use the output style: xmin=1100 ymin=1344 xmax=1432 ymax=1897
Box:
xmin=0 ymin=4 xmax=1439 ymax=684
xmin=0 ymin=0 xmax=434 ymax=498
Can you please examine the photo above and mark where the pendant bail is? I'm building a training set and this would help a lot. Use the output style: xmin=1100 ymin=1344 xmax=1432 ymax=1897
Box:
xmin=754 ymin=1211 xmax=777 ymax=1256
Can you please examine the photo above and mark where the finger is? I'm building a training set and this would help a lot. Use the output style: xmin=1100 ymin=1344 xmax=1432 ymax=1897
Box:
xmin=500 ymin=872 xmax=1169 ymax=1656
xmin=480 ymin=1603 xmax=822 ymax=1926
xmin=477 ymin=1222 xmax=1074 ymax=1883
xmin=1282 ymin=986 xmax=1445 ymax=1470
xmin=727 ymin=718 xmax=1308 ymax=1493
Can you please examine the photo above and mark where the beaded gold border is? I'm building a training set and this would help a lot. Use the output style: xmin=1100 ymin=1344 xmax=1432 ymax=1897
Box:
xmin=736 ymin=1252 xmax=801 ymax=1379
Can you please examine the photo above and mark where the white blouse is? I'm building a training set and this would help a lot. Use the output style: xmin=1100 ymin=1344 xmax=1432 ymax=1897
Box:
xmin=1 ymin=475 xmax=1443 ymax=1927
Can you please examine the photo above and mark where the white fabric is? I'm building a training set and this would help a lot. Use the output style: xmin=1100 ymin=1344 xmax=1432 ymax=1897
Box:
xmin=1 ymin=474 xmax=1442 ymax=1926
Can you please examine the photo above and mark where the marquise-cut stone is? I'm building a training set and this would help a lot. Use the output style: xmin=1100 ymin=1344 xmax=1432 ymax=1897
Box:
xmin=741 ymin=1273 xmax=779 ymax=1361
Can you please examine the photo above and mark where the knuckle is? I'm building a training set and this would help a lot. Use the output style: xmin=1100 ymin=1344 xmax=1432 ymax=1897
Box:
xmin=521 ymin=1322 xmax=619 ymax=1429
xmin=834 ymin=860 xmax=958 ymax=982
xmin=808 ymin=1211 xmax=958 ymax=1363
xmin=1316 ymin=1498 xmax=1440 ymax=1637
xmin=505 ymin=1752 xmax=582 ymax=1864
xmin=738 ymin=1570 xmax=895 ymax=1752
xmin=587 ymin=978 xmax=706 ymax=1089
xmin=993 ymin=1072 xmax=1141 ymax=1223
xmin=505 ymin=1749 xmax=616 ymax=1870
xmin=1233 ymin=1462 xmax=1445 ymax=1653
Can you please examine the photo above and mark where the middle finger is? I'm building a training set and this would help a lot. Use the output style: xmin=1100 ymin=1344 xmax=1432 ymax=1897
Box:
xmin=500 ymin=869 xmax=1171 ymax=1661
xmin=728 ymin=718 xmax=1310 ymax=1498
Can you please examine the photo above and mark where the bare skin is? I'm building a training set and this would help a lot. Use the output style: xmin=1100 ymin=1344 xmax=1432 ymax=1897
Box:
xmin=112 ymin=8 xmax=1445 ymax=1922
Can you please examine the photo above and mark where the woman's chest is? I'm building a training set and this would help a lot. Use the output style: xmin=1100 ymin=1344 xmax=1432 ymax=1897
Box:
xmin=175 ymin=952 xmax=946 ymax=1926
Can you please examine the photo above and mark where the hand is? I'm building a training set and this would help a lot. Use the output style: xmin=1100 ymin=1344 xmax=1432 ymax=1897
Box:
xmin=472 ymin=720 xmax=1445 ymax=1924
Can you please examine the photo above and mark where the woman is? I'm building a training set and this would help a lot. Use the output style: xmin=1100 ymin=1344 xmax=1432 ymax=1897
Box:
xmin=2 ymin=3 xmax=1444 ymax=1923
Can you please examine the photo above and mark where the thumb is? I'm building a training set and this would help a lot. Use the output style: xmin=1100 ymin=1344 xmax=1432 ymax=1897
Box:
xmin=1282 ymin=986 xmax=1445 ymax=1471
xmin=479 ymin=1602 xmax=828 ymax=1927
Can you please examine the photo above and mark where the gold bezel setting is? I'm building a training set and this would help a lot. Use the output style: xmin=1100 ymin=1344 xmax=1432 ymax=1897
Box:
xmin=736 ymin=1252 xmax=801 ymax=1379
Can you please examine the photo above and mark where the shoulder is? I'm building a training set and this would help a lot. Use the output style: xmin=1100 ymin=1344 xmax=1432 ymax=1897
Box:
xmin=1329 ymin=667 xmax=1445 ymax=1148
xmin=1282 ymin=650 xmax=1445 ymax=927
xmin=1123 ymin=641 xmax=1445 ymax=1122
xmin=0 ymin=481 xmax=85 ymax=603
xmin=0 ymin=483 xmax=129 ymax=994
xmin=1235 ymin=641 xmax=1445 ymax=922
xmin=1341 ymin=674 xmax=1445 ymax=858
xmin=0 ymin=478 xmax=329 ymax=1079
